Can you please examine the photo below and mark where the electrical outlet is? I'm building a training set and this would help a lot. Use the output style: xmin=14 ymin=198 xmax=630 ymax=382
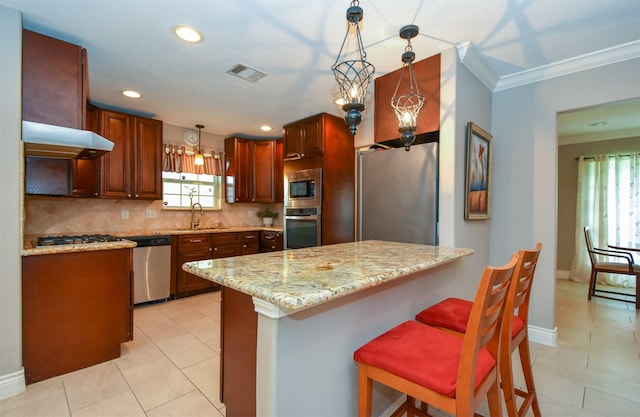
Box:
xmin=145 ymin=209 xmax=156 ymax=218
xmin=121 ymin=209 xmax=129 ymax=220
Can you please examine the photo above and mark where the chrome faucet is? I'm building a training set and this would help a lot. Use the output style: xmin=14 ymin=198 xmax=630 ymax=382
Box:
xmin=190 ymin=202 xmax=204 ymax=229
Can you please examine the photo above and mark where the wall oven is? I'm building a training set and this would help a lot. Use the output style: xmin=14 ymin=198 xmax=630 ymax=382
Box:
xmin=284 ymin=168 xmax=322 ymax=208
xmin=284 ymin=207 xmax=321 ymax=249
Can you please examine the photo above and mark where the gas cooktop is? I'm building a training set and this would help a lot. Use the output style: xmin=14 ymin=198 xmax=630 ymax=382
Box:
xmin=36 ymin=234 xmax=122 ymax=247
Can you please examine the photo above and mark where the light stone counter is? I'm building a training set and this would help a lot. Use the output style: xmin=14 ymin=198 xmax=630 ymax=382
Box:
xmin=183 ymin=240 xmax=472 ymax=314
xmin=22 ymin=226 xmax=282 ymax=256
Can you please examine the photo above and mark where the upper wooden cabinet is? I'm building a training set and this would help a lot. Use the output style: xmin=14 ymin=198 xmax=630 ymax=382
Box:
xmin=374 ymin=54 xmax=441 ymax=144
xmin=97 ymin=109 xmax=163 ymax=199
xmin=225 ymin=137 xmax=283 ymax=204
xmin=22 ymin=29 xmax=87 ymax=129
xmin=283 ymin=114 xmax=324 ymax=160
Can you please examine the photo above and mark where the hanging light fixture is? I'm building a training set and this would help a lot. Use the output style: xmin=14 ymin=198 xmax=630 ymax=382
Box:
xmin=391 ymin=25 xmax=425 ymax=151
xmin=331 ymin=0 xmax=375 ymax=136
xmin=194 ymin=124 xmax=204 ymax=166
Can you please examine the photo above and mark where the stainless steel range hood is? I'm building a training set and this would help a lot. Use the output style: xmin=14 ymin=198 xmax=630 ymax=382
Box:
xmin=22 ymin=120 xmax=114 ymax=159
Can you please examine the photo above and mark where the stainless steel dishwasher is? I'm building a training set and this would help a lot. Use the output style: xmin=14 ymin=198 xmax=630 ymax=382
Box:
xmin=126 ymin=235 xmax=172 ymax=305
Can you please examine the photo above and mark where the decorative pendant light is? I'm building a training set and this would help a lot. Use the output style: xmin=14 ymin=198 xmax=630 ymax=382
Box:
xmin=331 ymin=0 xmax=375 ymax=136
xmin=391 ymin=25 xmax=425 ymax=151
xmin=194 ymin=124 xmax=204 ymax=166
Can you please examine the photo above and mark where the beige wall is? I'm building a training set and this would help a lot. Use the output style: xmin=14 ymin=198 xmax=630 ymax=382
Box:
xmin=556 ymin=136 xmax=640 ymax=271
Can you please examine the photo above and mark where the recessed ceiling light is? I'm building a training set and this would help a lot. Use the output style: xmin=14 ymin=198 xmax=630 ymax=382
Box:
xmin=260 ymin=125 xmax=273 ymax=132
xmin=122 ymin=90 xmax=142 ymax=99
xmin=588 ymin=121 xmax=607 ymax=127
xmin=174 ymin=25 xmax=202 ymax=43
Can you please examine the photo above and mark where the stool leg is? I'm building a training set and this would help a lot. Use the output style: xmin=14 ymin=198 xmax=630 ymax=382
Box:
xmin=500 ymin=340 xmax=518 ymax=417
xmin=518 ymin=338 xmax=541 ymax=417
xmin=487 ymin=378 xmax=503 ymax=417
xmin=358 ymin=364 xmax=373 ymax=417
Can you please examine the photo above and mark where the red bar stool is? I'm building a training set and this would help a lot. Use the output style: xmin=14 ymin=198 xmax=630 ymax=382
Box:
xmin=415 ymin=243 xmax=542 ymax=417
xmin=353 ymin=254 xmax=518 ymax=417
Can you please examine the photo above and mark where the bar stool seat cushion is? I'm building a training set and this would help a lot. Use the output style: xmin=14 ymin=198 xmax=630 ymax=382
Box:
xmin=353 ymin=320 xmax=495 ymax=398
xmin=415 ymin=298 xmax=525 ymax=338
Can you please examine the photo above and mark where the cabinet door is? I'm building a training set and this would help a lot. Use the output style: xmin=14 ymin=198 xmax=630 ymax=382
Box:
xmin=283 ymin=124 xmax=303 ymax=160
xmin=176 ymin=250 xmax=216 ymax=294
xmin=241 ymin=232 xmax=260 ymax=255
xmin=72 ymin=159 xmax=98 ymax=197
xmin=133 ymin=117 xmax=163 ymax=199
xmin=252 ymin=140 xmax=276 ymax=203
xmin=225 ymin=137 xmax=252 ymax=203
xmin=99 ymin=110 xmax=132 ymax=198
xmin=302 ymin=116 xmax=323 ymax=158
xmin=22 ymin=30 xmax=86 ymax=129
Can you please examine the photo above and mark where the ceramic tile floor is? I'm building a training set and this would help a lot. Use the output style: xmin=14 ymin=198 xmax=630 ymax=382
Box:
xmin=1 ymin=280 xmax=639 ymax=417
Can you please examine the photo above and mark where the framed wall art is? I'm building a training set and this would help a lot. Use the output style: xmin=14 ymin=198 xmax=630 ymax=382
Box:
xmin=464 ymin=122 xmax=492 ymax=220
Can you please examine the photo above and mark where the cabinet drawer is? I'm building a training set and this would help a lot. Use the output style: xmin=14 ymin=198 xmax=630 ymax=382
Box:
xmin=212 ymin=232 xmax=242 ymax=245
xmin=260 ymin=231 xmax=283 ymax=252
xmin=178 ymin=234 xmax=212 ymax=251
xmin=241 ymin=231 xmax=259 ymax=242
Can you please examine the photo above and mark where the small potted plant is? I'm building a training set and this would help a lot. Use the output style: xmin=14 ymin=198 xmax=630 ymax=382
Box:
xmin=256 ymin=207 xmax=279 ymax=226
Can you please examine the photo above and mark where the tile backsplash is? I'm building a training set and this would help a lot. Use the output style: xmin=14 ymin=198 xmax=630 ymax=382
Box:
xmin=24 ymin=196 xmax=283 ymax=235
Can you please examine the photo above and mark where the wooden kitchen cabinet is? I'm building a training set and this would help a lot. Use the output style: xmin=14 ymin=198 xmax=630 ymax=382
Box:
xmin=22 ymin=29 xmax=87 ymax=129
xmin=175 ymin=234 xmax=218 ymax=297
xmin=224 ymin=137 xmax=283 ymax=203
xmin=260 ymin=230 xmax=283 ymax=252
xmin=22 ymin=248 xmax=133 ymax=384
xmin=374 ymin=54 xmax=441 ymax=145
xmin=98 ymin=109 xmax=163 ymax=199
xmin=283 ymin=112 xmax=356 ymax=245
xmin=283 ymin=113 xmax=323 ymax=160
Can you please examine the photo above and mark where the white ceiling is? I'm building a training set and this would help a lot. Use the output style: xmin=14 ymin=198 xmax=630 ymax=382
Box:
xmin=2 ymin=0 xmax=639 ymax=140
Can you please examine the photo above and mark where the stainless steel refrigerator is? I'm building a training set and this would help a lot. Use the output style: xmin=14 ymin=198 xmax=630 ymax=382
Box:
xmin=358 ymin=142 xmax=438 ymax=245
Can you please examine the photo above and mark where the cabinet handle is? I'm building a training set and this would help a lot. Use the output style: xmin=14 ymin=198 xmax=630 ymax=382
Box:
xmin=214 ymin=247 xmax=218 ymax=251
xmin=245 ymin=235 xmax=256 ymax=239
xmin=264 ymin=235 xmax=274 ymax=240
xmin=135 ymin=194 xmax=139 ymax=198
xmin=189 ymin=239 xmax=203 ymax=243
xmin=127 ymin=194 xmax=132 ymax=198
xmin=209 ymin=247 xmax=213 ymax=251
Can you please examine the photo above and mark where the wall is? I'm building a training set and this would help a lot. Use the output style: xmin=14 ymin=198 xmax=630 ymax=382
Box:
xmin=492 ymin=58 xmax=640 ymax=335
xmin=557 ymin=136 xmax=640 ymax=271
xmin=0 ymin=5 xmax=25 ymax=399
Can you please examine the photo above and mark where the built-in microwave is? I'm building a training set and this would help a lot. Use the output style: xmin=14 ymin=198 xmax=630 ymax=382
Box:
xmin=284 ymin=168 xmax=322 ymax=208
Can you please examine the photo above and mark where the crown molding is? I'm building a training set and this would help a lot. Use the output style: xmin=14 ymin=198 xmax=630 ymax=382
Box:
xmin=495 ymin=40 xmax=640 ymax=91
xmin=456 ymin=40 xmax=640 ymax=92
xmin=456 ymin=41 xmax=500 ymax=90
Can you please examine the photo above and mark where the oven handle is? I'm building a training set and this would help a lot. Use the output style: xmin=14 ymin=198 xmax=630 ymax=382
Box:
xmin=285 ymin=215 xmax=320 ymax=221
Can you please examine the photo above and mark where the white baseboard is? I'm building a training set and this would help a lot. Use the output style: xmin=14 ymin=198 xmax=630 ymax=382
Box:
xmin=556 ymin=269 xmax=570 ymax=279
xmin=529 ymin=324 xmax=558 ymax=347
xmin=0 ymin=368 xmax=25 ymax=400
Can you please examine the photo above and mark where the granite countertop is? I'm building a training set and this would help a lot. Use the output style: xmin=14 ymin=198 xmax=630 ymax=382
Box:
xmin=182 ymin=240 xmax=473 ymax=313
xmin=22 ymin=226 xmax=282 ymax=256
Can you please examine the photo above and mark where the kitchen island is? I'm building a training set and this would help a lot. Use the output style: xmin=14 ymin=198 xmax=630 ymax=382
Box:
xmin=183 ymin=240 xmax=473 ymax=416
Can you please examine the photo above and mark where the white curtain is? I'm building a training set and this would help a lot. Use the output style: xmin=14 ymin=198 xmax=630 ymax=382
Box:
xmin=570 ymin=153 xmax=640 ymax=287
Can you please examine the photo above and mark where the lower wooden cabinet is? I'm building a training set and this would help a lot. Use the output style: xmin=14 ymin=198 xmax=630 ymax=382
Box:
xmin=260 ymin=230 xmax=283 ymax=252
xmin=22 ymin=248 xmax=133 ymax=384
xmin=174 ymin=234 xmax=217 ymax=297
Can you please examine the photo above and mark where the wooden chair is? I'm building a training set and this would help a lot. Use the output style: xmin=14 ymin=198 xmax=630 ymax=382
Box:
xmin=353 ymin=254 xmax=518 ymax=417
xmin=415 ymin=243 xmax=543 ymax=417
xmin=584 ymin=226 xmax=639 ymax=309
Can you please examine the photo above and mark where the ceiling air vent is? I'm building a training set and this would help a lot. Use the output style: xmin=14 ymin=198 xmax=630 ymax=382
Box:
xmin=226 ymin=63 xmax=267 ymax=83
